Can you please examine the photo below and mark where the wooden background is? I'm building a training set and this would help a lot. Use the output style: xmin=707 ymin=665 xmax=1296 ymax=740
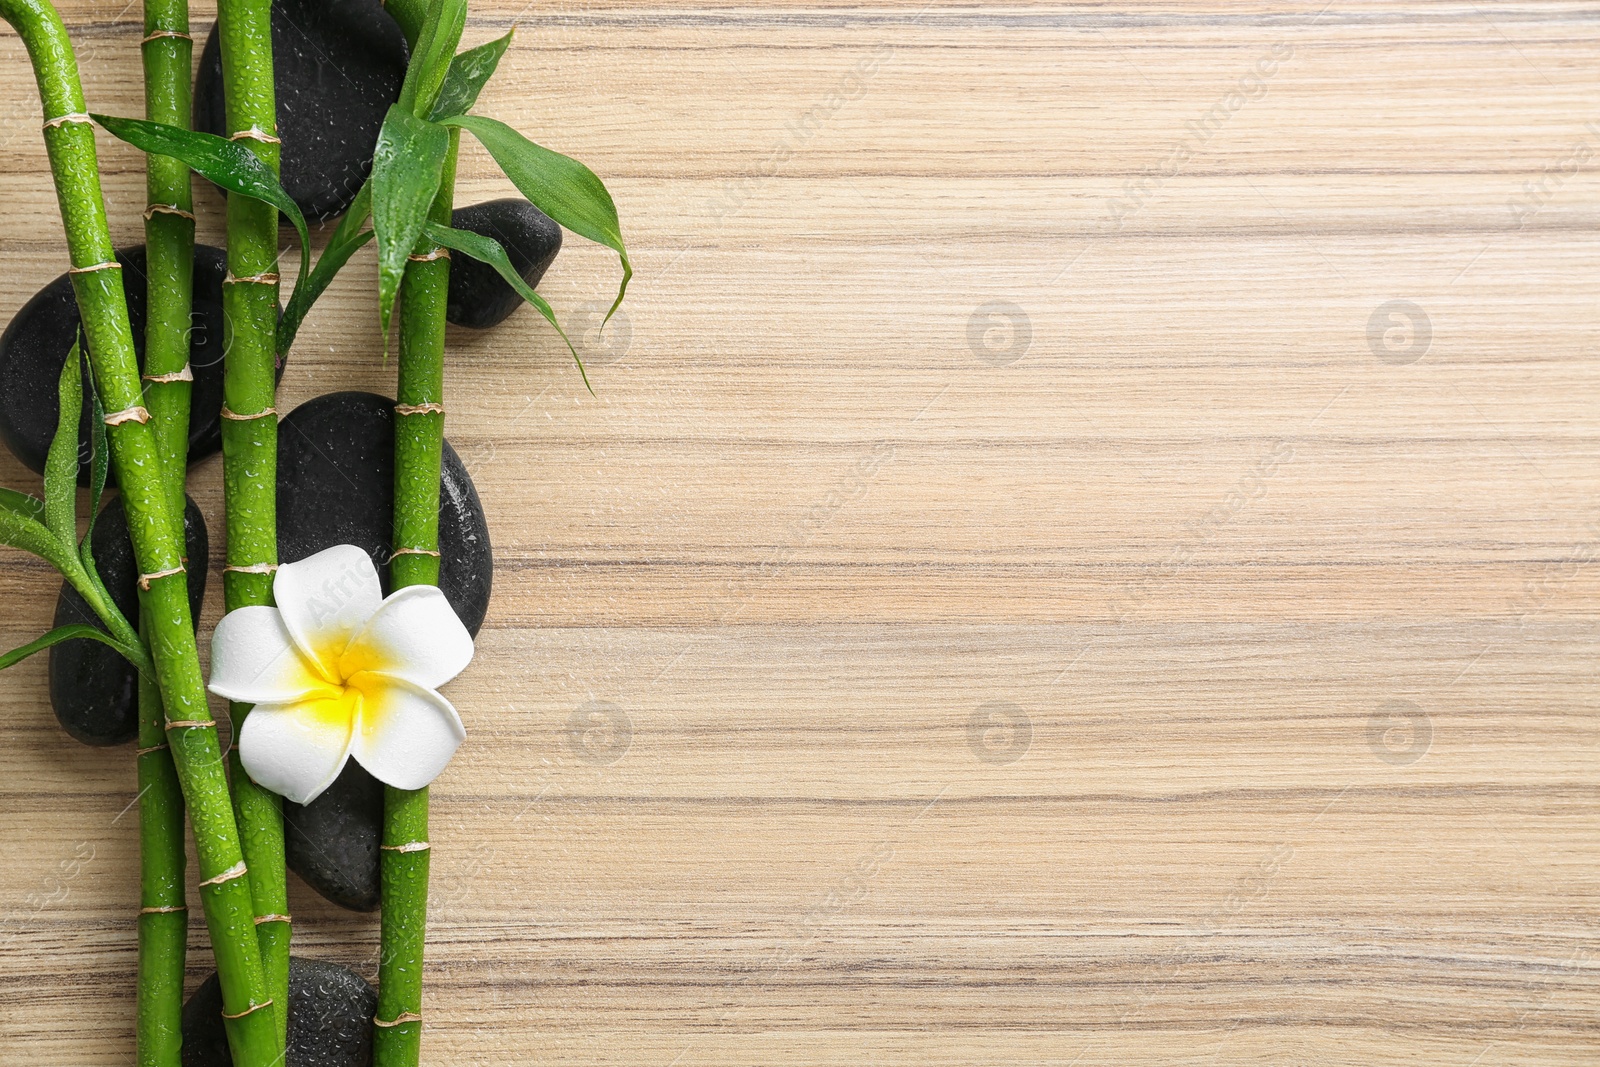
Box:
xmin=1 ymin=1 xmax=1598 ymax=1063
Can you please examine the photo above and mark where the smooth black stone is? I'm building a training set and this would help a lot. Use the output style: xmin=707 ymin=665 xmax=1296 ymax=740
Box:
xmin=277 ymin=390 xmax=491 ymax=634
xmin=447 ymin=198 xmax=563 ymax=329
xmin=49 ymin=495 xmax=207 ymax=746
xmin=277 ymin=390 xmax=491 ymax=911
xmin=284 ymin=759 xmax=383 ymax=912
xmin=182 ymin=956 xmax=376 ymax=1067
xmin=194 ymin=0 xmax=408 ymax=222
xmin=0 ymin=245 xmax=237 ymax=484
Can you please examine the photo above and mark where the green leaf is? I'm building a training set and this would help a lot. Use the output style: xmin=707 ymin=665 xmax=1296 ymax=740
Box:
xmin=0 ymin=487 xmax=46 ymax=525
xmin=44 ymin=339 xmax=81 ymax=548
xmin=423 ymin=221 xmax=590 ymax=392
xmin=91 ymin=114 xmax=311 ymax=324
xmin=429 ymin=29 xmax=513 ymax=121
xmin=371 ymin=106 xmax=449 ymax=345
xmin=441 ymin=114 xmax=630 ymax=321
xmin=278 ymin=230 xmax=375 ymax=357
xmin=395 ymin=0 xmax=441 ymax=112
xmin=0 ymin=345 xmax=117 ymax=611
xmin=75 ymin=378 xmax=115 ymax=622
xmin=0 ymin=356 xmax=71 ymax=573
xmin=0 ymin=623 xmax=148 ymax=675
xmin=0 ymin=491 xmax=78 ymax=576
xmin=83 ymin=372 xmax=108 ymax=551
xmin=398 ymin=0 xmax=468 ymax=119
xmin=278 ymin=182 xmax=375 ymax=356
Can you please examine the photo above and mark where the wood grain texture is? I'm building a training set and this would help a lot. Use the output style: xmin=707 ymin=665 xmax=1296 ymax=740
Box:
xmin=1 ymin=1 xmax=1598 ymax=1063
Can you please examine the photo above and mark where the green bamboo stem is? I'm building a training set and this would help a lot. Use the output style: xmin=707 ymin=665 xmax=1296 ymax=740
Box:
xmin=135 ymin=0 xmax=193 ymax=1061
xmin=0 ymin=3 xmax=281 ymax=1064
xmin=376 ymin=3 xmax=438 ymax=1059
xmin=375 ymin=120 xmax=459 ymax=1067
xmin=135 ymin=622 xmax=186 ymax=1067
xmin=213 ymin=0 xmax=290 ymax=1043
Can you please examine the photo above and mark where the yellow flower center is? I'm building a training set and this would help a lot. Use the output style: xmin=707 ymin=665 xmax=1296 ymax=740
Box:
xmin=289 ymin=669 xmax=395 ymax=742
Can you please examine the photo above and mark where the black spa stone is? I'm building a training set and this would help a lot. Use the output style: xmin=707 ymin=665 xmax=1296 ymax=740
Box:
xmin=194 ymin=0 xmax=408 ymax=222
xmin=447 ymin=198 xmax=563 ymax=329
xmin=277 ymin=390 xmax=491 ymax=910
xmin=49 ymin=495 xmax=207 ymax=746
xmin=277 ymin=390 xmax=491 ymax=633
xmin=283 ymin=759 xmax=384 ymax=912
xmin=182 ymin=956 xmax=376 ymax=1067
xmin=0 ymin=245 xmax=236 ymax=485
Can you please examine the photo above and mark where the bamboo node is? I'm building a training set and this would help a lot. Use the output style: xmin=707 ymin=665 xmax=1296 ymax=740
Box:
xmin=407 ymin=248 xmax=450 ymax=262
xmin=223 ymin=270 xmax=280 ymax=285
xmin=141 ymin=29 xmax=192 ymax=43
xmin=380 ymin=840 xmax=430 ymax=853
xmin=228 ymin=127 xmax=281 ymax=145
xmin=221 ymin=998 xmax=273 ymax=1020
xmin=140 ymin=905 xmax=186 ymax=914
xmin=254 ymin=913 xmax=292 ymax=925
xmin=103 ymin=405 xmax=151 ymax=427
xmin=387 ymin=547 xmax=442 ymax=562
xmin=220 ymin=405 xmax=277 ymax=421
xmin=394 ymin=402 xmax=445 ymax=416
xmin=373 ymin=1012 xmax=423 ymax=1027
xmin=138 ymin=564 xmax=185 ymax=590
xmin=135 ymin=743 xmax=170 ymax=756
xmin=224 ymin=561 xmax=279 ymax=574
xmin=142 ymin=364 xmax=193 ymax=383
xmin=42 ymin=112 xmax=91 ymax=129
xmin=143 ymin=203 xmax=196 ymax=222
xmin=164 ymin=719 xmax=216 ymax=730
xmin=69 ymin=260 xmax=121 ymax=274
xmin=200 ymin=861 xmax=248 ymax=887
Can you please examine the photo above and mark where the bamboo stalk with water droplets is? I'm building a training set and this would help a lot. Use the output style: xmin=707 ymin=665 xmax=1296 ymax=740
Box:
xmin=0 ymin=2 xmax=281 ymax=1062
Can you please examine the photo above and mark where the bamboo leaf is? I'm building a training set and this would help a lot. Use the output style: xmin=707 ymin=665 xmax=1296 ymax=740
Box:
xmin=398 ymin=0 xmax=468 ymax=119
xmin=395 ymin=0 xmax=441 ymax=112
xmin=278 ymin=181 xmax=373 ymax=355
xmin=0 ymin=492 xmax=78 ymax=576
xmin=429 ymin=29 xmax=513 ymax=121
xmin=0 ymin=623 xmax=147 ymax=675
xmin=83 ymin=375 xmax=108 ymax=550
xmin=73 ymin=337 xmax=113 ymax=608
xmin=43 ymin=339 xmax=82 ymax=548
xmin=0 ymin=356 xmax=76 ymax=575
xmin=0 ymin=487 xmax=46 ymax=525
xmin=32 ymin=346 xmax=131 ymax=644
xmin=77 ymin=380 xmax=115 ymax=617
xmin=91 ymin=115 xmax=311 ymax=320
xmin=277 ymin=229 xmax=374 ymax=356
xmin=441 ymin=114 xmax=630 ymax=321
xmin=372 ymin=106 xmax=449 ymax=345
xmin=422 ymin=221 xmax=590 ymax=392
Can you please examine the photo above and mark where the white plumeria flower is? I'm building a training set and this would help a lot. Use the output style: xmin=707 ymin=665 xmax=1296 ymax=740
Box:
xmin=207 ymin=544 xmax=475 ymax=805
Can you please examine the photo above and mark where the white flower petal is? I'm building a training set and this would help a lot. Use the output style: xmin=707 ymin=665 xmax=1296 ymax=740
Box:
xmin=238 ymin=696 xmax=358 ymax=805
xmin=339 ymin=585 xmax=475 ymax=690
xmin=274 ymin=545 xmax=384 ymax=674
xmin=208 ymin=606 xmax=338 ymax=704
xmin=349 ymin=675 xmax=466 ymax=792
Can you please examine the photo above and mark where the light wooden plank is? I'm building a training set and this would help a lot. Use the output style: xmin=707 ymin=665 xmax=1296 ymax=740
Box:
xmin=0 ymin=2 xmax=1597 ymax=1063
